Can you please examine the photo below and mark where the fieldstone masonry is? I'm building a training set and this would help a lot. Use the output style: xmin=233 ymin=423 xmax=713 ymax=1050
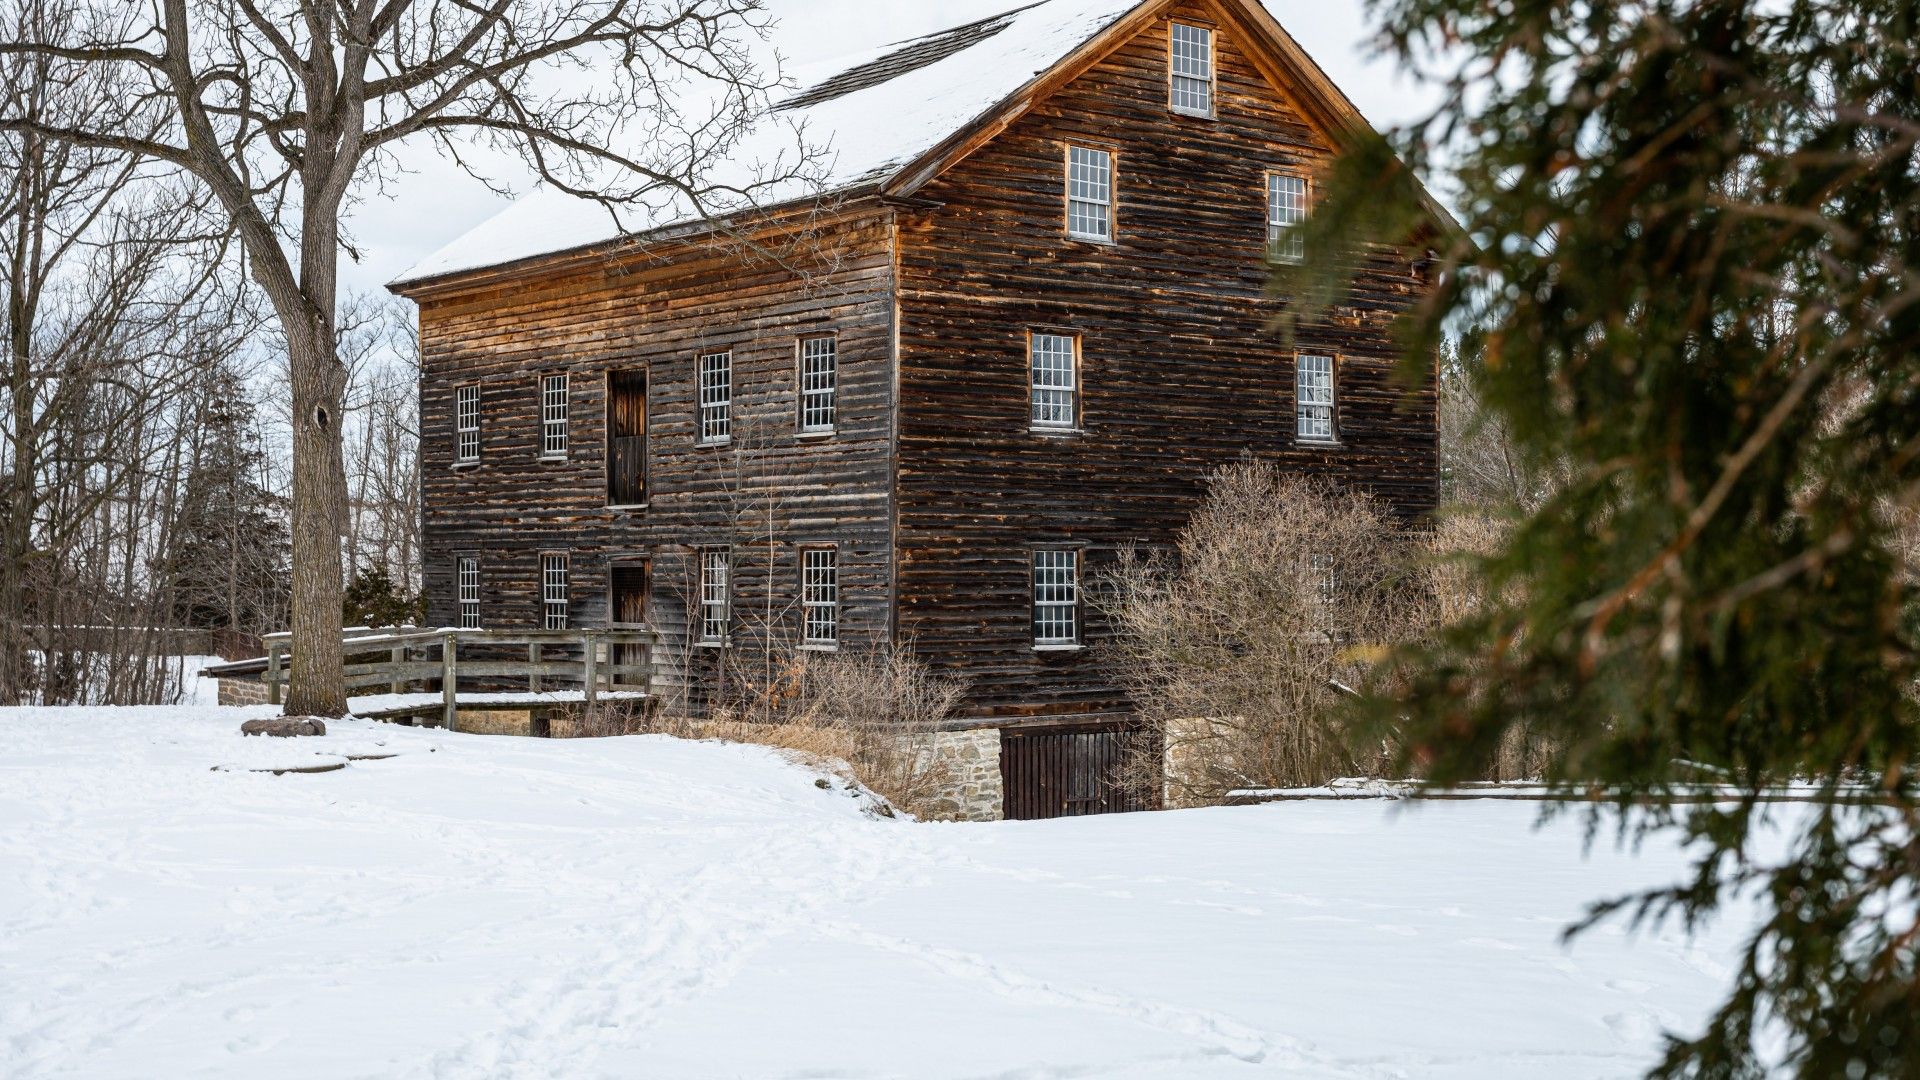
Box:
xmin=217 ymin=678 xmax=270 ymax=707
xmin=917 ymin=728 xmax=1003 ymax=822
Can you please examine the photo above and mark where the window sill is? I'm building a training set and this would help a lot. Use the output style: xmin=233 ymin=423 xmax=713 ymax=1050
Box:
xmin=799 ymin=642 xmax=839 ymax=653
xmin=1297 ymin=437 xmax=1343 ymax=449
xmin=451 ymin=461 xmax=480 ymax=472
xmin=698 ymin=439 xmax=732 ymax=449
xmin=693 ymin=639 xmax=731 ymax=650
xmin=1170 ymin=105 xmax=1217 ymax=121
xmin=1066 ymin=233 xmax=1117 ymax=247
xmin=1030 ymin=426 xmax=1083 ymax=438
xmin=539 ymin=454 xmax=568 ymax=464
xmin=1033 ymin=643 xmax=1085 ymax=653
xmin=606 ymin=503 xmax=649 ymax=512
xmin=796 ymin=429 xmax=836 ymax=440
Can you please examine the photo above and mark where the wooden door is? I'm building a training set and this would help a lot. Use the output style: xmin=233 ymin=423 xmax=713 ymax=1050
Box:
xmin=608 ymin=560 xmax=649 ymax=688
xmin=607 ymin=369 xmax=647 ymax=507
xmin=1000 ymin=725 xmax=1157 ymax=820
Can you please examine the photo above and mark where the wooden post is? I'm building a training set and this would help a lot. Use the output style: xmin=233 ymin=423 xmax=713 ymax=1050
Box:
xmin=528 ymin=641 xmax=541 ymax=694
xmin=583 ymin=632 xmax=598 ymax=711
xmin=266 ymin=643 xmax=282 ymax=706
xmin=442 ymin=631 xmax=458 ymax=732
xmin=390 ymin=644 xmax=405 ymax=695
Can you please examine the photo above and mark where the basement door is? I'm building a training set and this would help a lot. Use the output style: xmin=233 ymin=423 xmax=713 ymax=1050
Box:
xmin=1000 ymin=725 xmax=1157 ymax=821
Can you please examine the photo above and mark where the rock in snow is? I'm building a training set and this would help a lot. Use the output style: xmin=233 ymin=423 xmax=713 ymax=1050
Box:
xmin=239 ymin=717 xmax=328 ymax=738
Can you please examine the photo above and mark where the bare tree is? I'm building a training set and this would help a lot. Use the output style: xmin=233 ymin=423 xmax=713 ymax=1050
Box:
xmin=1099 ymin=461 xmax=1430 ymax=804
xmin=0 ymin=0 xmax=814 ymax=715
xmin=0 ymin=0 xmax=245 ymax=704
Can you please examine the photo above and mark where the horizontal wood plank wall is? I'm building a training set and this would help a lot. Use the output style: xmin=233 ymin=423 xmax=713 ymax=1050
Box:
xmin=894 ymin=1 xmax=1439 ymax=722
xmin=412 ymin=220 xmax=898 ymax=705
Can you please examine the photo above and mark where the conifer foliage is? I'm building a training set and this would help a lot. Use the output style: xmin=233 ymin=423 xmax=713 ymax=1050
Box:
xmin=1289 ymin=1 xmax=1920 ymax=1074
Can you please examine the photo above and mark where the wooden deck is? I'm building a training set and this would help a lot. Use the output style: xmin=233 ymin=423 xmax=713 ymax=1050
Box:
xmin=204 ymin=627 xmax=658 ymax=731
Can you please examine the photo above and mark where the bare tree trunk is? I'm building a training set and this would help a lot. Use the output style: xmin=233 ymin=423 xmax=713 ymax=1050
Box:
xmin=281 ymin=319 xmax=348 ymax=717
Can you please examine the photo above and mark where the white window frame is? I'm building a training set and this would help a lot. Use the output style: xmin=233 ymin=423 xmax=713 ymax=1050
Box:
xmin=541 ymin=553 xmax=569 ymax=630
xmin=1169 ymin=22 xmax=1215 ymax=118
xmin=1268 ymin=173 xmax=1308 ymax=264
xmin=800 ymin=546 xmax=839 ymax=648
xmin=1032 ymin=548 xmax=1080 ymax=648
xmin=1066 ymin=145 xmax=1114 ymax=243
xmin=698 ymin=352 xmax=732 ymax=446
xmin=798 ymin=335 xmax=837 ymax=435
xmin=455 ymin=384 xmax=481 ymax=465
xmin=1297 ymin=354 xmax=1337 ymax=443
xmin=457 ymin=555 xmax=480 ymax=629
xmin=699 ymin=547 xmax=731 ymax=644
xmin=540 ymin=374 xmax=569 ymax=459
xmin=1029 ymin=332 xmax=1080 ymax=431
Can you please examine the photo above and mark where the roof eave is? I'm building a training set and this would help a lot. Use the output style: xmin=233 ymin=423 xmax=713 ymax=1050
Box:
xmin=387 ymin=183 xmax=890 ymax=300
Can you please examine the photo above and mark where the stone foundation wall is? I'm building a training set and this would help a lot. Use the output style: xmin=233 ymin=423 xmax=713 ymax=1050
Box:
xmin=217 ymin=678 xmax=270 ymax=707
xmin=459 ymin=709 xmax=537 ymax=737
xmin=916 ymin=728 xmax=1003 ymax=822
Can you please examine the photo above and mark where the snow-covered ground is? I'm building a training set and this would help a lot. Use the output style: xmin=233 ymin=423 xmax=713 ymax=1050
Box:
xmin=2 ymin=707 xmax=1762 ymax=1079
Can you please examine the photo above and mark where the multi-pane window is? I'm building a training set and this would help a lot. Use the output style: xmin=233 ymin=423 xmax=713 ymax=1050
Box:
xmin=1170 ymin=22 xmax=1214 ymax=116
xmin=698 ymin=352 xmax=732 ymax=445
xmin=1030 ymin=332 xmax=1079 ymax=429
xmin=455 ymin=384 xmax=480 ymax=464
xmin=540 ymin=374 xmax=569 ymax=458
xmin=1066 ymin=146 xmax=1113 ymax=242
xmin=699 ymin=547 xmax=731 ymax=643
xmin=1297 ymin=354 xmax=1336 ymax=442
xmin=1309 ymin=552 xmax=1337 ymax=609
xmin=1032 ymin=549 xmax=1080 ymax=646
xmin=799 ymin=336 xmax=836 ymax=434
xmin=541 ymin=553 xmax=569 ymax=630
xmin=457 ymin=556 xmax=480 ymax=629
xmin=801 ymin=547 xmax=838 ymax=647
xmin=1268 ymin=173 xmax=1307 ymax=263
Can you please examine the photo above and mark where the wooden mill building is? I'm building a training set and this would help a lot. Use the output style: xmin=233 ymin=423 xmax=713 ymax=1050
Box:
xmin=389 ymin=0 xmax=1441 ymax=820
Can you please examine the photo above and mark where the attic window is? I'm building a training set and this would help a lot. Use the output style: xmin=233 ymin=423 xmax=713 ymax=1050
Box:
xmin=1066 ymin=146 xmax=1114 ymax=242
xmin=1170 ymin=23 xmax=1215 ymax=117
xmin=777 ymin=6 xmax=1033 ymax=111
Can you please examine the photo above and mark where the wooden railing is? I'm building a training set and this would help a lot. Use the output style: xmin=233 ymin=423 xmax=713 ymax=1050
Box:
xmin=249 ymin=627 xmax=657 ymax=730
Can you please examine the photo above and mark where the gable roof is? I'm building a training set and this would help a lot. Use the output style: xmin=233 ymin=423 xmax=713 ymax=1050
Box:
xmin=390 ymin=0 xmax=1433 ymax=291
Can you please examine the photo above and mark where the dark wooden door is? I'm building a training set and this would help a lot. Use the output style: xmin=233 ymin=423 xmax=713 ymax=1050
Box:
xmin=608 ymin=560 xmax=649 ymax=688
xmin=607 ymin=369 xmax=647 ymax=507
xmin=1000 ymin=725 xmax=1157 ymax=820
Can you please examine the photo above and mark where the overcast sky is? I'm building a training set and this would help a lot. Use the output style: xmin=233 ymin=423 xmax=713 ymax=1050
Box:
xmin=343 ymin=0 xmax=1442 ymax=300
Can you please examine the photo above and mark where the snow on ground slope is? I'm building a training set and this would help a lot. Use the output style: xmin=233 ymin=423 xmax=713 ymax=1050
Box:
xmin=1 ymin=707 xmax=1762 ymax=1079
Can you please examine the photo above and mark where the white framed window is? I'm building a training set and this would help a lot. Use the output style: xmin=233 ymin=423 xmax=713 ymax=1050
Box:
xmin=1066 ymin=145 xmax=1114 ymax=242
xmin=1308 ymin=552 xmax=1336 ymax=609
xmin=801 ymin=547 xmax=838 ymax=647
xmin=1268 ymin=173 xmax=1308 ymax=263
xmin=1297 ymin=354 xmax=1337 ymax=442
xmin=1030 ymin=332 xmax=1079 ymax=429
xmin=698 ymin=352 xmax=732 ymax=445
xmin=699 ymin=547 xmax=731 ymax=643
xmin=799 ymin=336 xmax=837 ymax=434
xmin=541 ymin=553 xmax=569 ymax=630
xmin=540 ymin=374 xmax=569 ymax=458
xmin=1032 ymin=548 xmax=1080 ymax=646
xmin=457 ymin=556 xmax=480 ymax=629
xmin=455 ymin=384 xmax=480 ymax=464
xmin=1170 ymin=22 xmax=1214 ymax=117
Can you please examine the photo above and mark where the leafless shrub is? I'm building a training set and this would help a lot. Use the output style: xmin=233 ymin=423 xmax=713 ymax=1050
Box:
xmin=1100 ymin=460 xmax=1431 ymax=804
xmin=652 ymin=645 xmax=963 ymax=818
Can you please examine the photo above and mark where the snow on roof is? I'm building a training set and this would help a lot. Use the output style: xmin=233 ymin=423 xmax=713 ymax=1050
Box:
xmin=392 ymin=0 xmax=1144 ymax=287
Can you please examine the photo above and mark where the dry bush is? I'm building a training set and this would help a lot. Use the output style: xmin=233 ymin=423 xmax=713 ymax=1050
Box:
xmin=1101 ymin=461 xmax=1431 ymax=804
xmin=585 ymin=644 xmax=969 ymax=819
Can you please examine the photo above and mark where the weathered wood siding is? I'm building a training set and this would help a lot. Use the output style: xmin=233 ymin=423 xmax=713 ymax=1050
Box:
xmin=411 ymin=219 xmax=898 ymax=704
xmin=893 ymin=1 xmax=1439 ymax=720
